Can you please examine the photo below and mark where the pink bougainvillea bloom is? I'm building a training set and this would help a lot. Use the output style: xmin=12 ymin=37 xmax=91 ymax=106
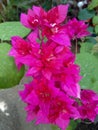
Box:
xmin=53 ymin=63 xmax=81 ymax=98
xmin=26 ymin=42 xmax=63 ymax=79
xmin=20 ymin=41 xmax=74 ymax=80
xmin=19 ymin=81 xmax=34 ymax=102
xmin=42 ymin=25 xmax=71 ymax=46
xmin=21 ymin=4 xmax=71 ymax=46
xmin=9 ymin=4 xmax=91 ymax=130
xmin=21 ymin=6 xmax=46 ymax=30
xmin=48 ymin=92 xmax=80 ymax=130
xmin=18 ymin=38 xmax=81 ymax=98
xmin=9 ymin=32 xmax=40 ymax=69
xmin=19 ymin=79 xmax=59 ymax=123
xmin=64 ymin=18 xmax=90 ymax=39
xmin=19 ymin=80 xmax=43 ymax=122
xmin=42 ymin=4 xmax=71 ymax=46
xmin=81 ymin=89 xmax=98 ymax=103
xmin=19 ymin=78 xmax=80 ymax=130
xmin=50 ymin=31 xmax=71 ymax=46
xmin=21 ymin=4 xmax=69 ymax=30
xmin=9 ymin=36 xmax=33 ymax=69
xmin=42 ymin=4 xmax=69 ymax=30
xmin=78 ymin=90 xmax=98 ymax=121
xmin=33 ymin=78 xmax=59 ymax=104
xmin=25 ymin=91 xmax=41 ymax=122
xmin=46 ymin=4 xmax=69 ymax=25
xmin=78 ymin=103 xmax=98 ymax=122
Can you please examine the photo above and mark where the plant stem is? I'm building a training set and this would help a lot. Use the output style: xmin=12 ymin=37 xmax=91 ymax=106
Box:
xmin=75 ymin=38 xmax=78 ymax=54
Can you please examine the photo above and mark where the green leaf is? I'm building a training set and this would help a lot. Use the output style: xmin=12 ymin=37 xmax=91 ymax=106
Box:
xmin=92 ymin=16 xmax=98 ymax=25
xmin=95 ymin=25 xmax=98 ymax=34
xmin=92 ymin=81 xmax=98 ymax=91
xmin=0 ymin=43 xmax=25 ymax=89
xmin=88 ymin=0 xmax=98 ymax=10
xmin=78 ymin=8 xmax=95 ymax=20
xmin=51 ymin=124 xmax=72 ymax=130
xmin=51 ymin=120 xmax=78 ymax=130
xmin=76 ymin=53 xmax=98 ymax=92
xmin=51 ymin=125 xmax=60 ymax=130
xmin=42 ymin=0 xmax=52 ymax=11
xmin=92 ymin=43 xmax=98 ymax=54
xmin=80 ymin=42 xmax=94 ymax=53
xmin=61 ymin=0 xmax=68 ymax=4
xmin=92 ymin=44 xmax=98 ymax=59
xmin=66 ymin=126 xmax=72 ymax=130
xmin=66 ymin=120 xmax=78 ymax=130
xmin=0 ymin=22 xmax=30 ymax=41
xmin=85 ymin=37 xmax=97 ymax=44
xmin=88 ymin=26 xmax=94 ymax=34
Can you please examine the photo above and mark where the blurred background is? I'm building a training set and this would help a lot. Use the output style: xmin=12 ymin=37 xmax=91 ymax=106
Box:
xmin=0 ymin=0 xmax=95 ymax=22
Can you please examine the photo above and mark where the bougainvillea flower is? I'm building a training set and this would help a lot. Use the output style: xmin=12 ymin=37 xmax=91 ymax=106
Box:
xmin=19 ymin=81 xmax=41 ymax=122
xmin=46 ymin=4 xmax=69 ymax=25
xmin=77 ymin=90 xmax=98 ymax=121
xmin=21 ymin=4 xmax=71 ymax=46
xmin=34 ymin=79 xmax=59 ymax=104
xmin=64 ymin=18 xmax=90 ymax=39
xmin=21 ymin=6 xmax=46 ymax=30
xmin=9 ymin=36 xmax=33 ymax=69
xmin=53 ymin=64 xmax=81 ymax=98
xmin=19 ymin=78 xmax=80 ymax=130
xmin=19 ymin=41 xmax=74 ymax=80
xmin=18 ymin=38 xmax=81 ymax=98
xmin=19 ymin=81 xmax=34 ymax=102
xmin=48 ymin=92 xmax=80 ymax=130
xmin=42 ymin=4 xmax=69 ymax=31
xmin=26 ymin=42 xmax=63 ymax=79
xmin=25 ymin=91 xmax=41 ymax=122
xmin=19 ymin=79 xmax=59 ymax=123
xmin=42 ymin=4 xmax=70 ymax=46
xmin=9 ymin=4 xmax=93 ymax=130
xmin=81 ymin=89 xmax=98 ymax=103
xmin=9 ymin=31 xmax=40 ymax=69
xmin=42 ymin=25 xmax=71 ymax=46
xmin=21 ymin=4 xmax=69 ymax=30
xmin=50 ymin=31 xmax=71 ymax=46
xmin=78 ymin=103 xmax=98 ymax=122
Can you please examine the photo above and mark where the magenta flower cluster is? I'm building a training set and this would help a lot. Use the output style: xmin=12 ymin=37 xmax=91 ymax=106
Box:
xmin=9 ymin=4 xmax=98 ymax=130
